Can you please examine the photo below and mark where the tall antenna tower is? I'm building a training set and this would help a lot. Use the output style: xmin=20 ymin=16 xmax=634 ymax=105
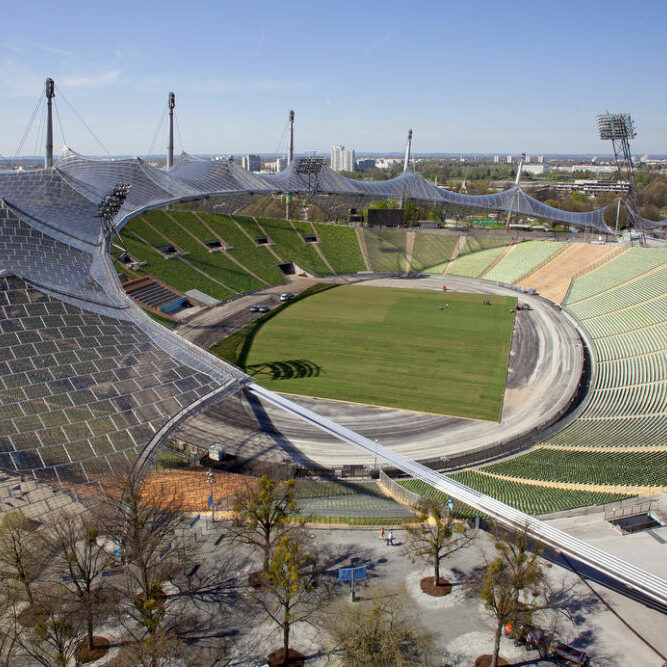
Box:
xmin=597 ymin=113 xmax=642 ymax=240
xmin=45 ymin=78 xmax=55 ymax=168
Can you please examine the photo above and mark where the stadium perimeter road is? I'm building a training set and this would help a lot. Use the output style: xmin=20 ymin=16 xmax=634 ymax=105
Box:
xmin=174 ymin=275 xmax=584 ymax=469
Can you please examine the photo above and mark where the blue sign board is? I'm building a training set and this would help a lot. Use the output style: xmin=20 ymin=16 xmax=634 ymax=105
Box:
xmin=338 ymin=566 xmax=367 ymax=582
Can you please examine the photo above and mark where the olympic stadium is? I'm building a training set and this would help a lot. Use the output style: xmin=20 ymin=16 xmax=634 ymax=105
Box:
xmin=0 ymin=84 xmax=666 ymax=608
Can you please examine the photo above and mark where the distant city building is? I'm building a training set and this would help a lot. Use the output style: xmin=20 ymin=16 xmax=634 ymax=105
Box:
xmin=493 ymin=155 xmax=500 ymax=163
xmin=547 ymin=179 xmax=630 ymax=195
xmin=375 ymin=158 xmax=402 ymax=169
xmin=271 ymin=157 xmax=288 ymax=173
xmin=356 ymin=158 xmax=376 ymax=171
xmin=523 ymin=164 xmax=551 ymax=176
xmin=525 ymin=155 xmax=532 ymax=163
xmin=330 ymin=145 xmax=355 ymax=172
xmin=241 ymin=154 xmax=261 ymax=172
xmin=538 ymin=155 xmax=544 ymax=164
xmin=506 ymin=155 xmax=513 ymax=164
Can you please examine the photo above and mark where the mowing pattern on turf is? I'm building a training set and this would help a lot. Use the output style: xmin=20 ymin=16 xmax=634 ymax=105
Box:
xmin=242 ymin=285 xmax=516 ymax=421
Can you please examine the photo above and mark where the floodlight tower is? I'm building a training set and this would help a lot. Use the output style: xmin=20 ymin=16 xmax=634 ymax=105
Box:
xmin=403 ymin=129 xmax=413 ymax=172
xmin=45 ymin=78 xmax=55 ymax=168
xmin=166 ymin=92 xmax=175 ymax=169
xmin=597 ymin=113 xmax=641 ymax=240
xmin=97 ymin=184 xmax=132 ymax=249
xmin=288 ymin=110 xmax=295 ymax=165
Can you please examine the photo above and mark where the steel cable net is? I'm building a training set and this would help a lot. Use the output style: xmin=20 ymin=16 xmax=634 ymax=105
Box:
xmin=0 ymin=147 xmax=615 ymax=239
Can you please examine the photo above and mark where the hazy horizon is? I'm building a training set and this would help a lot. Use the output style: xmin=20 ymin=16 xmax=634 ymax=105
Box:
xmin=1 ymin=0 xmax=664 ymax=157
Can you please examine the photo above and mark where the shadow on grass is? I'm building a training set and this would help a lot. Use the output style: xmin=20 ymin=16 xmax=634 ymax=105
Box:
xmin=246 ymin=359 xmax=322 ymax=381
xmin=210 ymin=282 xmax=336 ymax=370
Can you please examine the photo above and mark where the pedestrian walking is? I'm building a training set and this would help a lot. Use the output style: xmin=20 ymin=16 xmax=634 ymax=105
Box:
xmin=386 ymin=530 xmax=394 ymax=546
xmin=380 ymin=526 xmax=385 ymax=540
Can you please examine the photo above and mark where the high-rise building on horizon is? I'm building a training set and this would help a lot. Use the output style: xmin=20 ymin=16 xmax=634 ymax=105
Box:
xmin=241 ymin=154 xmax=261 ymax=172
xmin=330 ymin=145 xmax=356 ymax=172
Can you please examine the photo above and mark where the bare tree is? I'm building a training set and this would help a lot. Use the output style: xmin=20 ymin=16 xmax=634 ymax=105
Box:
xmin=231 ymin=475 xmax=296 ymax=572
xmin=403 ymin=498 xmax=473 ymax=586
xmin=45 ymin=508 xmax=115 ymax=653
xmin=12 ymin=593 xmax=83 ymax=667
xmin=0 ymin=511 xmax=47 ymax=607
xmin=323 ymin=584 xmax=434 ymax=666
xmin=101 ymin=464 xmax=189 ymax=667
xmin=0 ymin=584 xmax=20 ymax=666
xmin=250 ymin=534 xmax=324 ymax=666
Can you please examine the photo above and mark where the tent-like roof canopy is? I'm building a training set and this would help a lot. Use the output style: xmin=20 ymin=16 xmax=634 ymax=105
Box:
xmin=0 ymin=147 xmax=634 ymax=250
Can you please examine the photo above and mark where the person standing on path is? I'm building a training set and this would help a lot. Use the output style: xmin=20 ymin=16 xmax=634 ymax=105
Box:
xmin=380 ymin=526 xmax=385 ymax=541
xmin=386 ymin=530 xmax=394 ymax=546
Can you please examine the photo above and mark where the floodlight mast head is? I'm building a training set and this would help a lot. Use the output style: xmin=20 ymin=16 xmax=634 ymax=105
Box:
xmin=45 ymin=77 xmax=55 ymax=168
xmin=597 ymin=113 xmax=636 ymax=141
xmin=98 ymin=184 xmax=132 ymax=247
xmin=167 ymin=92 xmax=175 ymax=169
xmin=597 ymin=112 xmax=642 ymax=240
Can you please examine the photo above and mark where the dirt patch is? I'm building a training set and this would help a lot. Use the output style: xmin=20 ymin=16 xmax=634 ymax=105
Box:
xmin=420 ymin=576 xmax=452 ymax=597
xmin=267 ymin=647 xmax=306 ymax=666
xmin=74 ymin=636 xmax=111 ymax=664
xmin=17 ymin=603 xmax=49 ymax=627
xmin=474 ymin=655 xmax=510 ymax=667
xmin=249 ymin=570 xmax=266 ymax=589
xmin=140 ymin=467 xmax=257 ymax=512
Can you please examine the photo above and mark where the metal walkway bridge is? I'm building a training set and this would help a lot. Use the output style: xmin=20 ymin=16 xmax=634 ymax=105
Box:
xmin=248 ymin=383 xmax=667 ymax=610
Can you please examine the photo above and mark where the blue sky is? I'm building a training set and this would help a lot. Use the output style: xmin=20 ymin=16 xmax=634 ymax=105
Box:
xmin=1 ymin=0 xmax=664 ymax=157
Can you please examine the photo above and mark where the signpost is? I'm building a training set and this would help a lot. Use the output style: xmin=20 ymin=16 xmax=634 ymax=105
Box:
xmin=338 ymin=566 xmax=367 ymax=601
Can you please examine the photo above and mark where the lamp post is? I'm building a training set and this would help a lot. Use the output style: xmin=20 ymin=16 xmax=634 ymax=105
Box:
xmin=206 ymin=469 xmax=215 ymax=523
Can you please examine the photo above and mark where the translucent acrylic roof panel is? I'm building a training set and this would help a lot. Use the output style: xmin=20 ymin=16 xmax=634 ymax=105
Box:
xmin=168 ymin=153 xmax=274 ymax=193
xmin=57 ymin=148 xmax=187 ymax=209
xmin=0 ymin=275 xmax=225 ymax=484
xmin=0 ymin=169 xmax=103 ymax=247
xmin=0 ymin=207 xmax=126 ymax=309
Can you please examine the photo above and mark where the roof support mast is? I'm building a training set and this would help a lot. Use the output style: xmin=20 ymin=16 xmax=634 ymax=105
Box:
xmin=514 ymin=152 xmax=526 ymax=187
xmin=167 ymin=92 xmax=175 ymax=169
xmin=403 ymin=129 xmax=413 ymax=172
xmin=288 ymin=110 xmax=295 ymax=165
xmin=286 ymin=111 xmax=295 ymax=219
xmin=45 ymin=78 xmax=55 ymax=168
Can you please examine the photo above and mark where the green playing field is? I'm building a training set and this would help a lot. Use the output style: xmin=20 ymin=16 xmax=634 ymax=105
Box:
xmin=226 ymin=285 xmax=516 ymax=421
